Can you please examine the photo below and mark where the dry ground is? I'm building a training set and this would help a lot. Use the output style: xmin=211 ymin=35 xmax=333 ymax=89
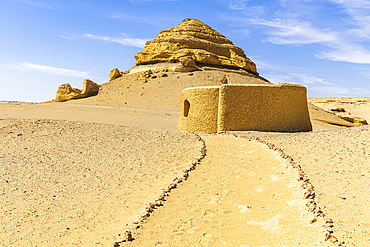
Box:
xmin=1 ymin=69 xmax=369 ymax=246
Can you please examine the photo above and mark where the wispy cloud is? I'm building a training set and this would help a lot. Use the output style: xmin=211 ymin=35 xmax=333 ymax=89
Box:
xmin=316 ymin=43 xmax=370 ymax=63
xmin=83 ymin=34 xmax=147 ymax=48
xmin=6 ymin=62 xmax=91 ymax=78
xmin=266 ymin=71 xmax=333 ymax=86
xmin=110 ymin=13 xmax=180 ymax=27
xmin=110 ymin=13 xmax=157 ymax=24
xmin=288 ymin=73 xmax=335 ymax=86
xmin=60 ymin=34 xmax=78 ymax=41
xmin=14 ymin=0 xmax=56 ymax=9
xmin=263 ymin=70 xmax=365 ymax=96
xmin=249 ymin=18 xmax=338 ymax=45
xmin=229 ymin=0 xmax=251 ymax=10
xmin=310 ymin=86 xmax=351 ymax=95
xmin=224 ymin=0 xmax=370 ymax=64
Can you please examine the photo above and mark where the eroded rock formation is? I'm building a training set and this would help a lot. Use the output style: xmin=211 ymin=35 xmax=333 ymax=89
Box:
xmin=110 ymin=68 xmax=120 ymax=81
xmin=135 ymin=18 xmax=257 ymax=75
xmin=55 ymin=79 xmax=99 ymax=102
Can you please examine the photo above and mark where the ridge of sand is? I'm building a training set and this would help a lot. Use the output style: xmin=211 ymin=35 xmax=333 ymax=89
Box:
xmin=68 ymin=70 xmax=270 ymax=112
xmin=309 ymin=98 xmax=370 ymax=124
xmin=125 ymin=135 xmax=331 ymax=246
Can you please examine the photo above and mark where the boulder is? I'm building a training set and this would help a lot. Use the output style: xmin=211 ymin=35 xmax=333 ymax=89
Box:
xmin=340 ymin=116 xmax=368 ymax=125
xmin=81 ymin=79 xmax=99 ymax=97
xmin=135 ymin=18 xmax=258 ymax=75
xmin=329 ymin=107 xmax=346 ymax=112
xmin=110 ymin=68 xmax=120 ymax=81
xmin=55 ymin=79 xmax=99 ymax=102
xmin=179 ymin=56 xmax=196 ymax=67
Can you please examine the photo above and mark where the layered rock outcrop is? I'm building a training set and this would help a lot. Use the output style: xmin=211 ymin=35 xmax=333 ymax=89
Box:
xmin=55 ymin=79 xmax=99 ymax=102
xmin=135 ymin=18 xmax=257 ymax=75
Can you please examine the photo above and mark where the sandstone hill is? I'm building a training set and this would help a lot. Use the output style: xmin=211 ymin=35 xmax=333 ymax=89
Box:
xmin=61 ymin=18 xmax=361 ymax=129
xmin=135 ymin=18 xmax=258 ymax=75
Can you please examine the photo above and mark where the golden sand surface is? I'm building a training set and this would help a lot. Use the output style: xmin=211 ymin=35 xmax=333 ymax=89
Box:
xmin=0 ymin=93 xmax=369 ymax=246
xmin=127 ymin=135 xmax=330 ymax=246
xmin=234 ymin=125 xmax=370 ymax=246
xmin=309 ymin=98 xmax=370 ymax=123
xmin=0 ymin=119 xmax=202 ymax=246
xmin=71 ymin=70 xmax=269 ymax=112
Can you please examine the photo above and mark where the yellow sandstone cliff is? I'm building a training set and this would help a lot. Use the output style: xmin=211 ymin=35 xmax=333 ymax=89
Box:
xmin=135 ymin=18 xmax=258 ymax=75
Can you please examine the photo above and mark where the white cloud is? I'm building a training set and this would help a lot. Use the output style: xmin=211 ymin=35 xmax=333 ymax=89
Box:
xmin=83 ymin=34 xmax=147 ymax=48
xmin=229 ymin=0 xmax=251 ymax=10
xmin=310 ymin=85 xmax=351 ymax=95
xmin=224 ymin=0 xmax=370 ymax=64
xmin=265 ymin=71 xmax=333 ymax=86
xmin=14 ymin=0 xmax=56 ymax=9
xmin=60 ymin=35 xmax=77 ymax=41
xmin=264 ymin=70 xmax=369 ymax=96
xmin=288 ymin=73 xmax=335 ymax=85
xmin=6 ymin=62 xmax=91 ymax=78
xmin=352 ymin=87 xmax=370 ymax=94
xmin=327 ymin=0 xmax=370 ymax=39
xmin=111 ymin=13 xmax=156 ymax=24
xmin=249 ymin=18 xmax=338 ymax=45
xmin=316 ymin=43 xmax=370 ymax=64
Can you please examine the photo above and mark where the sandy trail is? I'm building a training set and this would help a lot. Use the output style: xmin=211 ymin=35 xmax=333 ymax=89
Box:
xmin=0 ymin=119 xmax=202 ymax=246
xmin=235 ymin=125 xmax=370 ymax=247
xmin=127 ymin=135 xmax=330 ymax=247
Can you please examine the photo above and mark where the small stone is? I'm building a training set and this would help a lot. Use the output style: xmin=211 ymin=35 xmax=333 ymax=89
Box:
xmin=219 ymin=75 xmax=228 ymax=84
xmin=310 ymin=218 xmax=317 ymax=224
xmin=323 ymin=223 xmax=334 ymax=228
xmin=330 ymin=236 xmax=338 ymax=243
xmin=325 ymin=218 xmax=333 ymax=223
xmin=122 ymin=231 xmax=132 ymax=242
xmin=155 ymin=200 xmax=163 ymax=206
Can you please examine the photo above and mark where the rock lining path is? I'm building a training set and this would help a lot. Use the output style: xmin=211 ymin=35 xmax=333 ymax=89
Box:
xmin=125 ymin=135 xmax=331 ymax=246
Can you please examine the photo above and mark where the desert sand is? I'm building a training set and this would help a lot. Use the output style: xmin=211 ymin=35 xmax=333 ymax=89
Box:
xmin=1 ymin=91 xmax=369 ymax=246
xmin=2 ymin=18 xmax=370 ymax=247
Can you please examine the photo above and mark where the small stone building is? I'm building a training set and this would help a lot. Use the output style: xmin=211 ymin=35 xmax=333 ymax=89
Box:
xmin=178 ymin=83 xmax=312 ymax=133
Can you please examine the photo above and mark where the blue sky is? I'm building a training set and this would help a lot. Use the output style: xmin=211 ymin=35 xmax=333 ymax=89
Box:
xmin=1 ymin=0 xmax=370 ymax=102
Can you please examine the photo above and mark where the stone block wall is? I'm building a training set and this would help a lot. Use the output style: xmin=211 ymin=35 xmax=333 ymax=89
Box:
xmin=177 ymin=83 xmax=312 ymax=133
xmin=178 ymin=86 xmax=220 ymax=133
